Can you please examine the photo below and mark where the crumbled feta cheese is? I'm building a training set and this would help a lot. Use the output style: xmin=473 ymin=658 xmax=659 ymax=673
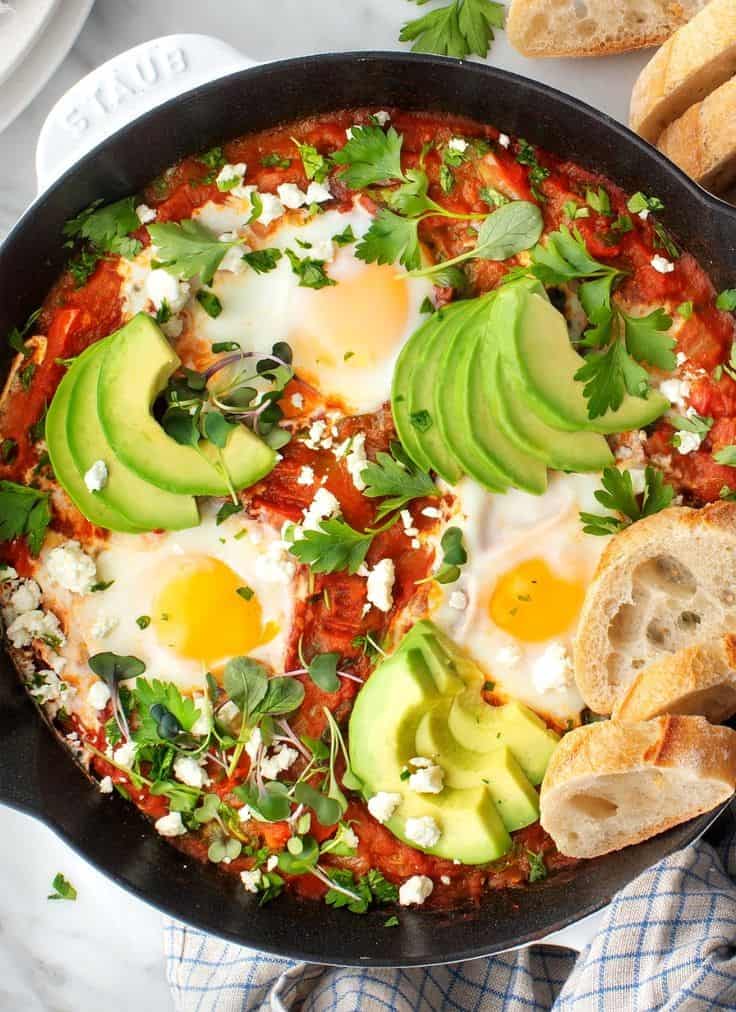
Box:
xmin=136 ymin=203 xmax=156 ymax=224
xmin=277 ymin=182 xmax=308 ymax=209
xmin=87 ymin=680 xmax=111 ymax=710
xmin=114 ymin=741 xmax=137 ymax=769
xmin=0 ymin=566 xmax=18 ymax=582
xmin=346 ymin=127 xmax=356 ymax=140
xmin=173 ymin=755 xmax=208 ymax=789
xmin=189 ymin=695 xmax=210 ymax=737
xmin=254 ymin=541 xmax=296 ymax=584
xmin=30 ymin=669 xmax=66 ymax=706
xmin=245 ymin=727 xmax=263 ymax=762
xmin=238 ymin=805 xmax=252 ymax=823
xmin=440 ymin=875 xmax=451 ymax=885
xmin=345 ymin=433 xmax=367 ymax=491
xmin=253 ymin=192 xmax=285 ymax=226
xmin=676 ymin=351 xmax=688 ymax=367
xmin=628 ymin=467 xmax=646 ymax=494
xmin=408 ymin=764 xmax=444 ymax=795
xmin=448 ymin=137 xmax=468 ymax=153
xmin=532 ymin=642 xmax=574 ymax=693
xmin=46 ymin=541 xmax=97 ymax=594
xmin=400 ymin=508 xmax=418 ymax=537
xmin=162 ymin=315 xmax=184 ymax=339
xmin=301 ymin=487 xmax=341 ymax=532
xmin=304 ymin=419 xmax=326 ymax=448
xmin=366 ymin=558 xmax=395 ymax=613
xmin=373 ymin=110 xmax=391 ymax=126
xmin=421 ymin=506 xmax=442 ymax=519
xmin=659 ymin=377 xmax=691 ymax=410
xmin=91 ymin=612 xmax=118 ymax=639
xmin=367 ymin=791 xmax=402 ymax=823
xmin=297 ymin=465 xmax=315 ymax=486
xmin=218 ymin=245 xmax=247 ymax=274
xmin=99 ymin=775 xmax=114 ymax=794
xmin=240 ymin=868 xmax=262 ymax=893
xmin=399 ymin=874 xmax=434 ymax=906
xmin=155 ymin=811 xmax=187 ymax=837
xmin=305 ymin=181 xmax=332 ymax=204
xmin=260 ymin=744 xmax=299 ymax=781
xmin=291 ymin=392 xmax=304 ymax=409
xmin=449 ymin=590 xmax=467 ymax=611
xmin=498 ymin=133 xmax=510 ymax=148
xmin=146 ymin=268 xmax=190 ymax=314
xmin=409 ymin=757 xmax=432 ymax=768
xmin=638 ymin=208 xmax=650 ymax=221
xmin=651 ymin=254 xmax=674 ymax=274
xmin=405 ymin=816 xmax=441 ymax=848
xmin=6 ymin=609 xmax=65 ymax=650
xmin=266 ymin=854 xmax=279 ymax=871
xmin=9 ymin=579 xmax=41 ymax=616
xmin=675 ymin=430 xmax=702 ymax=455
xmin=84 ymin=459 xmax=108 ymax=492
xmin=216 ymin=162 xmax=247 ymax=191
xmin=309 ymin=238 xmax=334 ymax=262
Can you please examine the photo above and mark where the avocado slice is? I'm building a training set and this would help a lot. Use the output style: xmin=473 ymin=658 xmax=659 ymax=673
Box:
xmin=488 ymin=290 xmax=614 ymax=470
xmin=398 ymin=621 xmax=465 ymax=696
xmin=415 ymin=700 xmax=539 ymax=831
xmin=448 ymin=688 xmax=559 ymax=786
xmin=391 ymin=318 xmax=434 ymax=473
xmin=46 ymin=346 xmax=145 ymax=534
xmin=405 ymin=303 xmax=471 ymax=484
xmin=505 ymin=291 xmax=669 ymax=435
xmin=461 ymin=302 xmax=548 ymax=495
xmin=98 ymin=314 xmax=276 ymax=496
xmin=432 ymin=300 xmax=511 ymax=493
xmin=66 ymin=342 xmax=199 ymax=531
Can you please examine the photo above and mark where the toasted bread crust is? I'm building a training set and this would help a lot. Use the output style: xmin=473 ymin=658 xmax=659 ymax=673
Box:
xmin=630 ymin=0 xmax=736 ymax=142
xmin=540 ymin=716 xmax=736 ymax=857
xmin=574 ymin=502 xmax=736 ymax=714
xmin=658 ymin=74 xmax=736 ymax=193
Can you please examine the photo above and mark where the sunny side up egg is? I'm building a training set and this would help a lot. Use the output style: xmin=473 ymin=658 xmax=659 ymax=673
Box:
xmin=182 ymin=198 xmax=432 ymax=414
xmin=431 ymin=473 xmax=610 ymax=722
xmin=43 ymin=506 xmax=293 ymax=720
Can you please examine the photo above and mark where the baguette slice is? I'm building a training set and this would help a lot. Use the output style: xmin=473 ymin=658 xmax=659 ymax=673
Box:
xmin=574 ymin=501 xmax=736 ymax=715
xmin=630 ymin=0 xmax=736 ymax=142
xmin=507 ymin=0 xmax=706 ymax=59
xmin=540 ymin=715 xmax=736 ymax=858
xmin=612 ymin=634 xmax=736 ymax=723
xmin=658 ymin=74 xmax=736 ymax=192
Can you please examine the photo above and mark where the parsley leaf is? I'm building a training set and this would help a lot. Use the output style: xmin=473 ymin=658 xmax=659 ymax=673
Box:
xmin=63 ymin=197 xmax=140 ymax=252
xmin=399 ymin=0 xmax=505 ymax=60
xmin=243 ymin=248 xmax=283 ymax=273
xmin=355 ymin=208 xmax=421 ymax=270
xmin=289 ymin=517 xmax=375 ymax=574
xmin=621 ymin=308 xmax=676 ymax=370
xmin=361 ymin=448 xmax=439 ymax=519
xmin=672 ymin=411 xmax=712 ymax=436
xmin=147 ymin=220 xmax=237 ymax=284
xmin=527 ymin=850 xmax=547 ymax=883
xmin=196 ymin=289 xmax=222 ymax=318
xmin=580 ymin=466 xmax=674 ymax=536
xmin=285 ymin=248 xmax=336 ymax=289
xmin=333 ymin=124 xmax=405 ymax=188
xmin=0 ymin=480 xmax=51 ymax=555
xmin=48 ymin=873 xmax=77 ymax=901
xmin=133 ymin=677 xmax=201 ymax=744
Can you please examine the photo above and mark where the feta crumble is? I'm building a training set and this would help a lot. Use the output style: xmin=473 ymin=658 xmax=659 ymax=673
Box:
xmin=6 ymin=609 xmax=65 ymax=650
xmin=651 ymin=254 xmax=674 ymax=274
xmin=260 ymin=744 xmax=299 ymax=781
xmin=301 ymin=487 xmax=341 ymax=532
xmin=345 ymin=433 xmax=367 ymax=491
xmin=174 ymin=755 xmax=209 ymax=789
xmin=659 ymin=377 xmax=691 ymax=410
xmin=277 ymin=182 xmax=308 ymax=209
xmin=291 ymin=392 xmax=304 ymax=410
xmin=216 ymin=162 xmax=247 ymax=191
xmin=46 ymin=541 xmax=97 ymax=594
xmin=305 ymin=181 xmax=332 ymax=204
xmin=365 ymin=558 xmax=395 ymax=613
xmin=367 ymin=792 xmax=401 ymax=823
xmin=297 ymin=465 xmax=315 ymax=486
xmin=449 ymin=590 xmax=467 ymax=611
xmin=240 ymin=869 xmax=262 ymax=893
xmin=531 ymin=642 xmax=574 ymax=693
xmin=146 ymin=269 xmax=190 ymax=314
xmin=8 ymin=579 xmax=41 ymax=617
xmin=99 ymin=776 xmax=114 ymax=794
xmin=218 ymin=245 xmax=247 ymax=274
xmin=421 ymin=506 xmax=442 ymax=519
xmin=0 ymin=566 xmax=18 ymax=582
xmin=84 ymin=459 xmax=108 ymax=492
xmin=254 ymin=541 xmax=296 ymax=584
xmin=405 ymin=816 xmax=441 ymax=848
xmin=676 ymin=430 xmax=702 ymax=455
xmin=254 ymin=192 xmax=285 ymax=226
xmin=440 ymin=875 xmax=451 ymax=885
xmin=676 ymin=351 xmax=688 ymax=367
xmin=373 ymin=110 xmax=391 ymax=126
xmin=498 ymin=133 xmax=510 ymax=148
xmin=87 ymin=680 xmax=111 ymax=710
xmin=135 ymin=203 xmax=156 ymax=224
xmin=399 ymin=875 xmax=434 ymax=906
xmin=155 ymin=811 xmax=187 ymax=837
xmin=448 ymin=137 xmax=468 ymax=153
xmin=113 ymin=741 xmax=137 ymax=769
xmin=638 ymin=208 xmax=650 ymax=220
xmin=245 ymin=727 xmax=263 ymax=762
xmin=91 ymin=612 xmax=118 ymax=639
xmin=408 ymin=764 xmax=444 ymax=794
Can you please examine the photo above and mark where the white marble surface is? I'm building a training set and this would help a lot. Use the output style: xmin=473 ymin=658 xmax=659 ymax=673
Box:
xmin=0 ymin=1 xmax=653 ymax=1008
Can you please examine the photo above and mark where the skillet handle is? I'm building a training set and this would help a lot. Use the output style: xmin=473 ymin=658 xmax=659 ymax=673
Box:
xmin=35 ymin=33 xmax=256 ymax=193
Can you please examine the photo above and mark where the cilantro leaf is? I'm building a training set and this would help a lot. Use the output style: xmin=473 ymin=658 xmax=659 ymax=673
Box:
xmin=289 ymin=517 xmax=375 ymax=574
xmin=291 ymin=138 xmax=331 ymax=182
xmin=285 ymin=248 xmax=336 ymax=289
xmin=0 ymin=480 xmax=52 ymax=555
xmin=716 ymin=290 xmax=736 ymax=312
xmin=621 ymin=308 xmax=676 ymax=371
xmin=63 ymin=197 xmax=140 ymax=251
xmin=399 ymin=0 xmax=505 ymax=60
xmin=147 ymin=220 xmax=237 ymax=284
xmin=48 ymin=873 xmax=77 ymax=901
xmin=243 ymin=248 xmax=283 ymax=273
xmin=515 ymin=138 xmax=550 ymax=200
xmin=627 ymin=192 xmax=664 ymax=214
xmin=333 ymin=124 xmax=406 ymax=188
xmin=580 ymin=466 xmax=674 ymax=536
xmin=361 ymin=449 xmax=439 ymax=519
xmin=527 ymin=850 xmax=547 ymax=883
xmin=355 ymin=209 xmax=421 ymax=270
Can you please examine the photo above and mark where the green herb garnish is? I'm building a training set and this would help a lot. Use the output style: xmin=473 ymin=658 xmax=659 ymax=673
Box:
xmin=580 ymin=466 xmax=674 ymax=536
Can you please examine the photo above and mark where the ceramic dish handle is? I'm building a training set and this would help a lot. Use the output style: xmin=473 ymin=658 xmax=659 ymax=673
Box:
xmin=35 ymin=33 xmax=255 ymax=192
xmin=541 ymin=907 xmax=606 ymax=952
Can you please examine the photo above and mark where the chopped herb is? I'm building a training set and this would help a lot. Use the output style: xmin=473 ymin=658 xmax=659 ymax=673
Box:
xmin=333 ymin=124 xmax=406 ymax=189
xmin=399 ymin=0 xmax=505 ymax=60
xmin=515 ymin=139 xmax=550 ymax=200
xmin=147 ymin=219 xmax=238 ymax=285
xmin=627 ymin=192 xmax=664 ymax=214
xmin=19 ymin=362 xmax=36 ymax=390
xmin=332 ymin=225 xmax=356 ymax=246
xmin=132 ymin=677 xmax=201 ymax=744
xmin=676 ymin=301 xmax=694 ymax=319
xmin=420 ymin=297 xmax=434 ymax=314
xmin=237 ymin=586 xmax=254 ymax=601
xmin=6 ymin=307 xmax=40 ymax=356
xmin=242 ymin=248 xmax=283 ymax=274
xmin=155 ymin=299 xmax=172 ymax=325
xmin=716 ymin=290 xmax=736 ymax=312
xmin=361 ymin=446 xmax=439 ymax=519
xmin=216 ymin=500 xmax=243 ymax=524
xmin=714 ymin=445 xmax=736 ymax=467
xmin=289 ymin=517 xmax=377 ymax=575
xmin=562 ymin=200 xmax=589 ymax=221
xmin=199 ymin=146 xmax=226 ymax=170
xmin=653 ymin=221 xmax=680 ymax=260
xmin=585 ymin=187 xmax=611 ymax=215
xmin=307 ymin=651 xmax=341 ymax=692
xmin=611 ymin=214 xmax=633 ymax=234
xmin=0 ymin=480 xmax=52 ymax=555
xmin=483 ymin=680 xmax=495 ymax=692
xmin=261 ymin=152 xmax=291 ymax=169
xmin=580 ymin=466 xmax=674 ymax=536
xmin=355 ymin=208 xmax=422 ymax=270
xmin=720 ymin=485 xmax=736 ymax=501
xmin=196 ymin=289 xmax=223 ymax=318
xmin=481 ymin=186 xmax=510 ymax=208
xmin=285 ymin=249 xmax=336 ymax=289
xmin=48 ymin=873 xmax=77 ymax=901
xmin=0 ymin=438 xmax=17 ymax=463
xmin=410 ymin=409 xmax=432 ymax=432
xmin=90 ymin=580 xmax=115 ymax=593
xmin=384 ymin=915 xmax=400 ymax=927
xmin=527 ymin=850 xmax=547 ymax=883
xmin=291 ymin=138 xmax=331 ymax=183
xmin=671 ymin=411 xmax=712 ymax=436
xmin=136 ymin=615 xmax=151 ymax=629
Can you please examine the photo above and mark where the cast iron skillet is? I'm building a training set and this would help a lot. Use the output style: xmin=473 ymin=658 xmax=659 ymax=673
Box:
xmin=1 ymin=53 xmax=735 ymax=967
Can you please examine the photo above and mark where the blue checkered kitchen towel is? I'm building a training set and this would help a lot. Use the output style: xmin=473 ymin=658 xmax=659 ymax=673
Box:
xmin=164 ymin=808 xmax=736 ymax=1012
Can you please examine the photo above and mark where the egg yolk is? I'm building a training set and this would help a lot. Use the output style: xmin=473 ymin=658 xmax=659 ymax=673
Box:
xmin=293 ymin=259 xmax=410 ymax=369
xmin=153 ymin=556 xmax=277 ymax=665
xmin=488 ymin=558 xmax=585 ymax=642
